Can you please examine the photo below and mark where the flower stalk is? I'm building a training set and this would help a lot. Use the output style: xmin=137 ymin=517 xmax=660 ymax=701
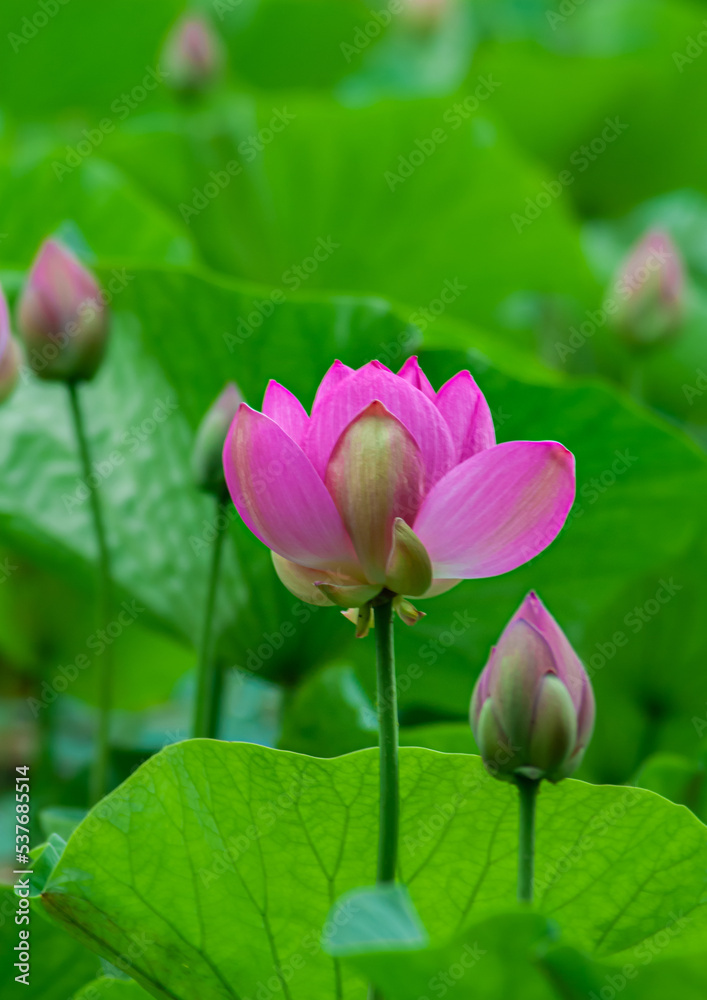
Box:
xmin=515 ymin=775 xmax=539 ymax=903
xmin=67 ymin=381 xmax=113 ymax=804
xmin=192 ymin=496 xmax=229 ymax=739
xmin=374 ymin=595 xmax=399 ymax=885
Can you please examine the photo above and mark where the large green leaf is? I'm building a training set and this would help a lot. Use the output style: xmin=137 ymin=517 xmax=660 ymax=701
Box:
xmin=73 ymin=979 xmax=154 ymax=1000
xmin=0 ymin=886 xmax=98 ymax=999
xmin=42 ymin=742 xmax=707 ymax=999
xmin=101 ymin=95 xmax=599 ymax=344
xmin=0 ymin=0 xmax=377 ymax=120
xmin=470 ymin=0 xmax=707 ymax=214
xmin=0 ymin=311 xmax=235 ymax=646
xmin=0 ymin=156 xmax=193 ymax=270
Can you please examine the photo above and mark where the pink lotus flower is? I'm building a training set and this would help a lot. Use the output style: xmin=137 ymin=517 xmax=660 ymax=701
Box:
xmin=613 ymin=229 xmax=685 ymax=347
xmin=223 ymin=359 xmax=575 ymax=625
xmin=0 ymin=286 xmax=20 ymax=403
xmin=470 ymin=591 xmax=595 ymax=782
xmin=17 ymin=239 xmax=108 ymax=382
xmin=163 ymin=14 xmax=223 ymax=93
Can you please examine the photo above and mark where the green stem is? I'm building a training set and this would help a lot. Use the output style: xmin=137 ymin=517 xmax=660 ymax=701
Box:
xmin=192 ymin=498 xmax=229 ymax=739
xmin=374 ymin=598 xmax=399 ymax=885
xmin=67 ymin=382 xmax=113 ymax=805
xmin=368 ymin=598 xmax=398 ymax=1000
xmin=516 ymin=776 xmax=539 ymax=903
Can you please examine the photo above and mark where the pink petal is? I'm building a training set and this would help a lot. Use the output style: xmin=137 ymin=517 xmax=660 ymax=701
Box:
xmin=508 ymin=591 xmax=585 ymax=710
xmin=262 ymin=380 xmax=309 ymax=446
xmin=311 ymin=360 xmax=354 ymax=413
xmin=436 ymin=370 xmax=495 ymax=462
xmin=324 ymin=401 xmax=424 ymax=583
xmin=304 ymin=361 xmax=455 ymax=487
xmin=414 ymin=441 xmax=575 ymax=578
xmin=397 ymin=356 xmax=436 ymax=400
xmin=223 ymin=404 xmax=358 ymax=572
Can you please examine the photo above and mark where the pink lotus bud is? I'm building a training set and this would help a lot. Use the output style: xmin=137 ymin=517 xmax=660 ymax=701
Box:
xmin=612 ymin=230 xmax=685 ymax=347
xmin=192 ymin=382 xmax=243 ymax=495
xmin=223 ymin=360 xmax=574 ymax=631
xmin=0 ymin=286 xmax=21 ymax=403
xmin=17 ymin=239 xmax=108 ymax=382
xmin=163 ymin=15 xmax=224 ymax=94
xmin=470 ymin=592 xmax=594 ymax=782
xmin=402 ymin=0 xmax=451 ymax=29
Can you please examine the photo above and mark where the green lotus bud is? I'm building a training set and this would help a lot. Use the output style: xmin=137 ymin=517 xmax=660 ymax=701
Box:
xmin=470 ymin=592 xmax=595 ymax=783
xmin=192 ymin=382 xmax=243 ymax=496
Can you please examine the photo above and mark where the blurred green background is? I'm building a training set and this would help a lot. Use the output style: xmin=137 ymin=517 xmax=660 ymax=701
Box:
xmin=2 ymin=0 xmax=707 ymax=911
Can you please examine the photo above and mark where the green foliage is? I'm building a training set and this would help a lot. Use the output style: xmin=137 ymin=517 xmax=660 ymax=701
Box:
xmin=1 ymin=0 xmax=707 ymax=993
xmin=42 ymin=742 xmax=707 ymax=999
xmin=0 ymin=887 xmax=98 ymax=999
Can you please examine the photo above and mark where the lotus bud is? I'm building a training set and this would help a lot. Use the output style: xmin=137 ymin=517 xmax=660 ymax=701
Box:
xmin=163 ymin=14 xmax=224 ymax=95
xmin=192 ymin=382 xmax=243 ymax=496
xmin=17 ymin=239 xmax=108 ymax=383
xmin=470 ymin=592 xmax=594 ymax=783
xmin=402 ymin=0 xmax=451 ymax=30
xmin=612 ymin=230 xmax=685 ymax=347
xmin=0 ymin=286 xmax=21 ymax=403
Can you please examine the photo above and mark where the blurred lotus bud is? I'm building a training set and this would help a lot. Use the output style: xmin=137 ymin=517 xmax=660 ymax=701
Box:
xmin=17 ymin=239 xmax=108 ymax=383
xmin=192 ymin=382 xmax=243 ymax=496
xmin=402 ymin=0 xmax=450 ymax=29
xmin=163 ymin=14 xmax=224 ymax=94
xmin=0 ymin=286 xmax=21 ymax=403
xmin=612 ymin=230 xmax=685 ymax=347
xmin=470 ymin=592 xmax=595 ymax=783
